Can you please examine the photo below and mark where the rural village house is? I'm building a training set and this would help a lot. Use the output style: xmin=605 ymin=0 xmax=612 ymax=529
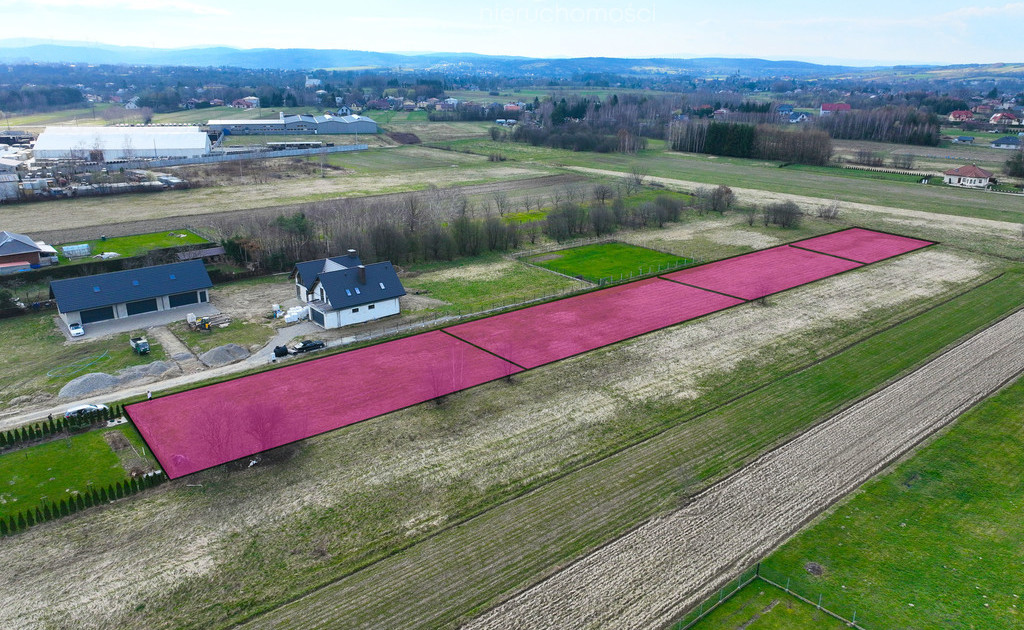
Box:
xmin=0 ymin=230 xmax=58 ymax=274
xmin=942 ymin=164 xmax=993 ymax=188
xmin=293 ymin=252 xmax=405 ymax=329
xmin=991 ymin=136 xmax=1021 ymax=149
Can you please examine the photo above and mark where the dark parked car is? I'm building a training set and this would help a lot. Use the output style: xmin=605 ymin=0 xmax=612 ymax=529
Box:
xmin=292 ymin=339 xmax=326 ymax=354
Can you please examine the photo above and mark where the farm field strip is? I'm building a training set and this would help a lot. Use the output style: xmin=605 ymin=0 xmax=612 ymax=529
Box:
xmin=238 ymin=260 xmax=1018 ymax=630
xmin=789 ymin=227 xmax=935 ymax=264
xmin=127 ymin=331 xmax=522 ymax=478
xmin=444 ymin=278 xmax=743 ymax=369
xmin=126 ymin=228 xmax=932 ymax=478
xmin=467 ymin=306 xmax=1024 ymax=630
xmin=661 ymin=245 xmax=865 ymax=300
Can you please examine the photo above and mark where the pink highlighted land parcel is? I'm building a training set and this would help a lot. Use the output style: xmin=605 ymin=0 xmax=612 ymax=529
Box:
xmin=661 ymin=245 xmax=863 ymax=300
xmin=128 ymin=331 xmax=521 ymax=478
xmin=445 ymin=278 xmax=743 ymax=369
xmin=790 ymin=227 xmax=934 ymax=263
xmin=127 ymin=228 xmax=934 ymax=478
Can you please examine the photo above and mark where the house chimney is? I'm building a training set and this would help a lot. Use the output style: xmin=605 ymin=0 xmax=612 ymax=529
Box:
xmin=347 ymin=249 xmax=357 ymax=257
xmin=357 ymin=264 xmax=366 ymax=284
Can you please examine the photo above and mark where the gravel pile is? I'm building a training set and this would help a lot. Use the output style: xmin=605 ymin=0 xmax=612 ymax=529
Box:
xmin=58 ymin=361 xmax=180 ymax=399
xmin=198 ymin=344 xmax=250 ymax=367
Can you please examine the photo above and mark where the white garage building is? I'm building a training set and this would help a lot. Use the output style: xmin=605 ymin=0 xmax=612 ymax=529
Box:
xmin=33 ymin=126 xmax=211 ymax=161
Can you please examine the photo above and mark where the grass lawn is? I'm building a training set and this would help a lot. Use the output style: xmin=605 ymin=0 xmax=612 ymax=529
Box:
xmin=401 ymin=256 xmax=585 ymax=313
xmin=0 ymin=314 xmax=168 ymax=403
xmin=0 ymin=424 xmax=155 ymax=521
xmin=683 ymin=580 xmax=850 ymax=630
xmin=527 ymin=242 xmax=693 ymax=282
xmin=781 ymin=164 xmax=925 ymax=184
xmin=56 ymin=229 xmax=210 ymax=263
xmin=754 ymin=369 xmax=1024 ymax=630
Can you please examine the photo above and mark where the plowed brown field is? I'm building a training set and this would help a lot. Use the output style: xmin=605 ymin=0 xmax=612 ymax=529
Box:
xmin=467 ymin=308 xmax=1024 ymax=629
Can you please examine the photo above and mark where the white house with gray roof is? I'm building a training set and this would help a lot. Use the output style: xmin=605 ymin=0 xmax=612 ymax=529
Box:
xmin=293 ymin=251 xmax=405 ymax=329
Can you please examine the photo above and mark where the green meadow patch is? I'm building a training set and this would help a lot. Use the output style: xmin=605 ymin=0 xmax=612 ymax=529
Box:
xmin=0 ymin=425 xmax=154 ymax=521
xmin=57 ymin=229 xmax=210 ymax=264
xmin=527 ymin=242 xmax=693 ymax=282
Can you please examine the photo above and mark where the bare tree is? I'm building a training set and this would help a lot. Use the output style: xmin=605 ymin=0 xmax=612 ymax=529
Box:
xmin=491 ymin=190 xmax=510 ymax=217
xmin=592 ymin=184 xmax=614 ymax=205
xmin=817 ymin=198 xmax=841 ymax=221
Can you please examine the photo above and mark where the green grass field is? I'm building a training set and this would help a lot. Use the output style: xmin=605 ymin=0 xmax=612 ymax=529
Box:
xmin=746 ymin=370 xmax=1024 ymax=630
xmin=683 ymin=580 xmax=850 ymax=630
xmin=527 ymin=242 xmax=692 ymax=282
xmin=0 ymin=424 xmax=154 ymax=521
xmin=0 ymin=314 xmax=168 ymax=403
xmin=56 ymin=229 xmax=209 ymax=263
xmin=401 ymin=256 xmax=585 ymax=313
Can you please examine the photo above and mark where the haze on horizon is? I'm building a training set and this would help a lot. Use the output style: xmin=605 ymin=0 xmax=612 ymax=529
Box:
xmin=3 ymin=0 xmax=1023 ymax=67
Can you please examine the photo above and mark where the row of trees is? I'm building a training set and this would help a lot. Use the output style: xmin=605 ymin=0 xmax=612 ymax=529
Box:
xmin=213 ymin=184 xmax=692 ymax=271
xmin=816 ymin=105 xmax=940 ymax=146
xmin=668 ymin=121 xmax=833 ymax=165
xmin=1 ymin=472 xmax=166 ymax=537
xmin=0 ymin=405 xmax=120 ymax=450
xmin=0 ymin=86 xmax=83 ymax=111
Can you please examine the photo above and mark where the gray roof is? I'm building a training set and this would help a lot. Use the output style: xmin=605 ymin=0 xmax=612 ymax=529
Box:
xmin=316 ymin=261 xmax=405 ymax=310
xmin=0 ymin=231 xmax=41 ymax=256
xmin=993 ymin=136 xmax=1021 ymax=145
xmin=294 ymin=253 xmax=363 ymax=291
xmin=50 ymin=260 xmax=212 ymax=313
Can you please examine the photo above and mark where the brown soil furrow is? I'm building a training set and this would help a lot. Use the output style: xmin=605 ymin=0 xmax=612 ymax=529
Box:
xmin=466 ymin=309 xmax=1024 ymax=630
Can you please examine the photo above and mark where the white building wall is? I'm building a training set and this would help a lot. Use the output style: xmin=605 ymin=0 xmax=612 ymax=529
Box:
xmin=337 ymin=297 xmax=400 ymax=327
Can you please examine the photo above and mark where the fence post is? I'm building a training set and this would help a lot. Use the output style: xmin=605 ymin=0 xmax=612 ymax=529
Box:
xmin=817 ymin=593 xmax=822 ymax=609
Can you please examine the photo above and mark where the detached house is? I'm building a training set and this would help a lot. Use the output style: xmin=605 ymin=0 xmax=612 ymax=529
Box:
xmin=819 ymin=103 xmax=851 ymax=116
xmin=948 ymin=110 xmax=974 ymax=122
xmin=942 ymin=164 xmax=993 ymax=188
xmin=293 ymin=251 xmax=405 ymax=329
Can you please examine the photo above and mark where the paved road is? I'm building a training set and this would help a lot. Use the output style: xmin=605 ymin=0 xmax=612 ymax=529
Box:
xmin=466 ymin=308 xmax=1024 ymax=629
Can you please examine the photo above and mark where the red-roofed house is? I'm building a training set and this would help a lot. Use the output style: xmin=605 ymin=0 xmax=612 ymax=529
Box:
xmin=820 ymin=103 xmax=851 ymax=116
xmin=948 ymin=110 xmax=974 ymax=122
xmin=942 ymin=164 xmax=993 ymax=188
xmin=990 ymin=112 xmax=1019 ymax=125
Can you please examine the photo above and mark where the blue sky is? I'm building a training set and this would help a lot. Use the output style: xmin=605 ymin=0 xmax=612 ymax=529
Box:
xmin=4 ymin=0 xmax=1023 ymax=65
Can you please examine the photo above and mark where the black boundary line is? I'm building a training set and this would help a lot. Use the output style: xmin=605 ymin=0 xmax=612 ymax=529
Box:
xmin=787 ymin=243 xmax=867 ymax=264
xmin=129 ymin=227 xmax=937 ymax=478
xmin=440 ymin=328 xmax=527 ymax=371
xmin=229 ymin=272 xmax=1013 ymax=630
xmin=656 ymin=276 xmax=749 ymax=302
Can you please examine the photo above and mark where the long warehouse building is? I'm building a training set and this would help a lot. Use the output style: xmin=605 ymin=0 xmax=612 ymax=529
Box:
xmin=33 ymin=126 xmax=211 ymax=161
xmin=207 ymin=113 xmax=378 ymax=135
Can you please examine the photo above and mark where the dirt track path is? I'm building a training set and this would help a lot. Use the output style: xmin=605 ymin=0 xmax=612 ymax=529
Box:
xmin=466 ymin=308 xmax=1024 ymax=629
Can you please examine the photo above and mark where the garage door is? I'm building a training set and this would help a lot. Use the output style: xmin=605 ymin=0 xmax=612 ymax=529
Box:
xmin=126 ymin=298 xmax=159 ymax=316
xmin=168 ymin=291 xmax=199 ymax=308
xmin=80 ymin=306 xmax=114 ymax=324
xmin=311 ymin=308 xmax=325 ymax=327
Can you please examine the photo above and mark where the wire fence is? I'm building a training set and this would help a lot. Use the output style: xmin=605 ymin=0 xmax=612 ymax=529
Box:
xmin=672 ymin=563 xmax=870 ymax=630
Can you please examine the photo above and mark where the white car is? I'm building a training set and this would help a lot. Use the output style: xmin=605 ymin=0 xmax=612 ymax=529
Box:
xmin=64 ymin=403 xmax=109 ymax=419
xmin=68 ymin=322 xmax=85 ymax=337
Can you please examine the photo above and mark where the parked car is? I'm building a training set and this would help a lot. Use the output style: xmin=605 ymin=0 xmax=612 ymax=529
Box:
xmin=68 ymin=322 xmax=85 ymax=337
xmin=292 ymin=339 xmax=326 ymax=354
xmin=64 ymin=403 xmax=109 ymax=419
